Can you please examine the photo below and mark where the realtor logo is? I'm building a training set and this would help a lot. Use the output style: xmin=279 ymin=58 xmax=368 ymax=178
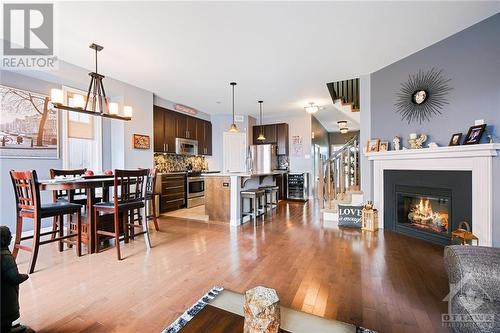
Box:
xmin=2 ymin=3 xmax=56 ymax=69
xmin=3 ymin=3 xmax=53 ymax=55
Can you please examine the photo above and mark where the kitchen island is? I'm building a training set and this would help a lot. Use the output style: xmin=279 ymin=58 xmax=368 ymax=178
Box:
xmin=203 ymin=172 xmax=282 ymax=225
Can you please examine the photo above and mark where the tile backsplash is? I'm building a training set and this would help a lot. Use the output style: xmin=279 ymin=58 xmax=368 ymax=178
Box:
xmin=154 ymin=154 xmax=208 ymax=173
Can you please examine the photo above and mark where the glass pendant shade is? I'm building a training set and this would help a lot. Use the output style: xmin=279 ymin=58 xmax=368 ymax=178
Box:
xmin=108 ymin=102 xmax=119 ymax=115
xmin=50 ymin=88 xmax=63 ymax=105
xmin=73 ymin=94 xmax=85 ymax=109
xmin=257 ymin=100 xmax=266 ymax=141
xmin=123 ymin=105 xmax=133 ymax=118
xmin=228 ymin=82 xmax=238 ymax=132
xmin=229 ymin=123 xmax=238 ymax=132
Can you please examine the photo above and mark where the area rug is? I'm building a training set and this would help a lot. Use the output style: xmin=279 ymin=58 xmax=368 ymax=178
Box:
xmin=162 ymin=286 xmax=378 ymax=333
xmin=162 ymin=286 xmax=224 ymax=333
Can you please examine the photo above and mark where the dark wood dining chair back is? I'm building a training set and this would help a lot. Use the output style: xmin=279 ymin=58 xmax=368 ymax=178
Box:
xmin=49 ymin=168 xmax=87 ymax=201
xmin=114 ymin=169 xmax=148 ymax=205
xmin=145 ymin=168 xmax=160 ymax=231
xmin=10 ymin=169 xmax=83 ymax=273
xmin=10 ymin=170 xmax=40 ymax=213
xmin=145 ymin=168 xmax=157 ymax=197
xmin=94 ymin=169 xmax=151 ymax=260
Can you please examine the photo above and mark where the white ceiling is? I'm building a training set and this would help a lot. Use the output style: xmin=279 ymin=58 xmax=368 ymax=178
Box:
xmin=54 ymin=2 xmax=499 ymax=131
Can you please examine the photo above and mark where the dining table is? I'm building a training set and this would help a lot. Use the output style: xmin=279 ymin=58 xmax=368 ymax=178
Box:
xmin=38 ymin=176 xmax=115 ymax=254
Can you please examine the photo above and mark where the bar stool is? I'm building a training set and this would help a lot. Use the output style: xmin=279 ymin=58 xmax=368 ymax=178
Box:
xmin=93 ymin=169 xmax=150 ymax=260
xmin=241 ymin=189 xmax=266 ymax=223
xmin=260 ymin=186 xmax=279 ymax=211
xmin=10 ymin=170 xmax=83 ymax=274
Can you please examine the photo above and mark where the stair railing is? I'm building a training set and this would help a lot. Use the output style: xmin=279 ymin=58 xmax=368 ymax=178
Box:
xmin=322 ymin=135 xmax=359 ymax=208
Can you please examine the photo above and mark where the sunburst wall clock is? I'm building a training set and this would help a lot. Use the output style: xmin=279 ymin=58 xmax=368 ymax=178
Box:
xmin=395 ymin=68 xmax=452 ymax=124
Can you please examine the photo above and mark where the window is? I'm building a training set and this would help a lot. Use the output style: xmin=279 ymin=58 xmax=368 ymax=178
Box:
xmin=62 ymin=87 xmax=102 ymax=171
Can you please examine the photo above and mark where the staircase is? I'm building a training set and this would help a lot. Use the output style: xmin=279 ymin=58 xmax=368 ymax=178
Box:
xmin=327 ymin=78 xmax=360 ymax=112
xmin=318 ymin=135 xmax=362 ymax=226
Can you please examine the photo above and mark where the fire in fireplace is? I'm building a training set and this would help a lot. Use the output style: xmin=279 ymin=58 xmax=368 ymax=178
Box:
xmin=385 ymin=170 xmax=472 ymax=246
xmin=397 ymin=193 xmax=450 ymax=235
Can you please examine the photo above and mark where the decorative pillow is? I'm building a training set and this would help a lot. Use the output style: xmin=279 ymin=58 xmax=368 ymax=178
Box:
xmin=337 ymin=204 xmax=363 ymax=228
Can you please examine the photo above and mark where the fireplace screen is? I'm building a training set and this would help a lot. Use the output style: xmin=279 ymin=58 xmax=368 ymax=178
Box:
xmin=397 ymin=192 xmax=450 ymax=234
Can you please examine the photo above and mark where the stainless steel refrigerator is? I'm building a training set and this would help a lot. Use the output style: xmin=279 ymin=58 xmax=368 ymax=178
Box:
xmin=248 ymin=144 xmax=277 ymax=173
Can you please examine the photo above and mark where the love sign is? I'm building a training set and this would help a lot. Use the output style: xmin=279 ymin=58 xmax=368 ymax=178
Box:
xmin=338 ymin=204 xmax=363 ymax=228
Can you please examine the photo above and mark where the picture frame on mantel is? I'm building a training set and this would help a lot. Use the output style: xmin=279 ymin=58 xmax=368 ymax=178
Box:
xmin=379 ymin=141 xmax=389 ymax=152
xmin=132 ymin=134 xmax=151 ymax=149
xmin=366 ymin=139 xmax=380 ymax=153
xmin=449 ymin=133 xmax=462 ymax=146
xmin=463 ymin=124 xmax=486 ymax=145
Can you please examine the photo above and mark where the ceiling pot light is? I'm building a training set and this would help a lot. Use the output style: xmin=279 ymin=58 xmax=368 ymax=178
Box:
xmin=257 ymin=100 xmax=266 ymax=141
xmin=340 ymin=127 xmax=349 ymax=134
xmin=305 ymin=102 xmax=319 ymax=114
xmin=228 ymin=82 xmax=239 ymax=132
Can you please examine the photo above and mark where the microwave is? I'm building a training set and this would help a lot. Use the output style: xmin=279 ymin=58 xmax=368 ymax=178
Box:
xmin=175 ymin=138 xmax=198 ymax=156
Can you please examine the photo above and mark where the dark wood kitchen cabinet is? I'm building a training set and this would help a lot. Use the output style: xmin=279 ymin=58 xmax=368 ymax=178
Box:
xmin=264 ymin=124 xmax=277 ymax=144
xmin=160 ymin=173 xmax=186 ymax=212
xmin=154 ymin=105 xmax=212 ymax=155
xmin=276 ymin=123 xmax=289 ymax=155
xmin=252 ymin=123 xmax=289 ymax=155
xmin=153 ymin=106 xmax=176 ymax=153
xmin=196 ymin=119 xmax=212 ymax=155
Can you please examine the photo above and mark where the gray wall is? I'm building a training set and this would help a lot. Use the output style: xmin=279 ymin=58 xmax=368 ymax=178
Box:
xmin=371 ymin=13 xmax=500 ymax=146
xmin=312 ymin=115 xmax=329 ymax=154
xmin=329 ymin=131 xmax=360 ymax=146
xmin=1 ymin=60 xmax=154 ymax=232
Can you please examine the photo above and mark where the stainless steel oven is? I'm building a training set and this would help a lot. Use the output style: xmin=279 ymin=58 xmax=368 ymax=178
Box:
xmin=187 ymin=175 xmax=205 ymax=208
xmin=176 ymin=138 xmax=198 ymax=156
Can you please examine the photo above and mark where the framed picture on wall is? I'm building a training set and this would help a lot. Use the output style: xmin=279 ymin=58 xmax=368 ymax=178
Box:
xmin=448 ymin=133 xmax=462 ymax=146
xmin=366 ymin=139 xmax=380 ymax=153
xmin=463 ymin=124 xmax=486 ymax=145
xmin=0 ymin=84 xmax=59 ymax=159
xmin=133 ymin=134 xmax=151 ymax=149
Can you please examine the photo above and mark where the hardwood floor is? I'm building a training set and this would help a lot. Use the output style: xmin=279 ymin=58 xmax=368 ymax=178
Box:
xmin=15 ymin=200 xmax=450 ymax=333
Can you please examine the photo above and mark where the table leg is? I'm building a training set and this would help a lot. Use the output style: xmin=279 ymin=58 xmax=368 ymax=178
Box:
xmin=87 ymin=188 xmax=96 ymax=253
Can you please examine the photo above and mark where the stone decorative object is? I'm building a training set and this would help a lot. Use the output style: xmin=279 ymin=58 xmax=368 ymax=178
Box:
xmin=243 ymin=286 xmax=280 ymax=333
xmin=392 ymin=136 xmax=401 ymax=151
xmin=408 ymin=133 xmax=427 ymax=149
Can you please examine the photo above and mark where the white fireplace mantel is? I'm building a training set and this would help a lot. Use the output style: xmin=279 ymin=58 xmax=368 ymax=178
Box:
xmin=366 ymin=143 xmax=500 ymax=246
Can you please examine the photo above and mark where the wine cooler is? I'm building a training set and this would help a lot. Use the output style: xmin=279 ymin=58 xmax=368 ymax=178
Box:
xmin=286 ymin=172 xmax=309 ymax=201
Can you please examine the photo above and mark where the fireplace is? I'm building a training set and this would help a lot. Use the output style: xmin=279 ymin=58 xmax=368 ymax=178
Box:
xmin=384 ymin=170 xmax=472 ymax=245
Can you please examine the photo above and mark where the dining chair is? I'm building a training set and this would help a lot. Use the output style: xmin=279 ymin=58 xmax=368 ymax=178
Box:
xmin=49 ymin=168 xmax=87 ymax=242
xmin=145 ymin=168 xmax=160 ymax=231
xmin=10 ymin=170 xmax=83 ymax=274
xmin=93 ymin=169 xmax=151 ymax=260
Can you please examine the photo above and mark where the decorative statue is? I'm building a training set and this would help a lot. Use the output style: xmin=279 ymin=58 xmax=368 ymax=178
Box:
xmin=392 ymin=136 xmax=401 ymax=151
xmin=1 ymin=226 xmax=31 ymax=333
xmin=408 ymin=133 xmax=427 ymax=149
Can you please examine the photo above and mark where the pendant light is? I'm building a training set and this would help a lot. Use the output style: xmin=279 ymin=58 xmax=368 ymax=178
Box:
xmin=257 ymin=100 xmax=266 ymax=141
xmin=50 ymin=43 xmax=132 ymax=121
xmin=228 ymin=82 xmax=238 ymax=132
